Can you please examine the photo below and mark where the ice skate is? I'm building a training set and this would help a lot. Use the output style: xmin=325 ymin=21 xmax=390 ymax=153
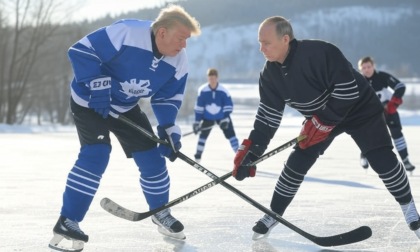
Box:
xmin=409 ymin=220 xmax=420 ymax=239
xmin=403 ymin=157 xmax=415 ymax=175
xmin=252 ymin=214 xmax=279 ymax=240
xmin=48 ymin=216 xmax=88 ymax=252
xmin=152 ymin=208 xmax=186 ymax=240
xmin=194 ymin=153 xmax=201 ymax=163
xmin=401 ymin=199 xmax=420 ymax=239
xmin=360 ymin=153 xmax=369 ymax=169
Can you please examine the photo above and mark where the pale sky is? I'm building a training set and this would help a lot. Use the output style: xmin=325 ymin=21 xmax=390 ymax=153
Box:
xmin=72 ymin=0 xmax=176 ymax=22
xmin=3 ymin=0 xmax=177 ymax=25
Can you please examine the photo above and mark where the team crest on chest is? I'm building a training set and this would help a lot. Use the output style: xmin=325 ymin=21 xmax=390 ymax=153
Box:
xmin=120 ymin=79 xmax=152 ymax=98
xmin=205 ymin=103 xmax=222 ymax=115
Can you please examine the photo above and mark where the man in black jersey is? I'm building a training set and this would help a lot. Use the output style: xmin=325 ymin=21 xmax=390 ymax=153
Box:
xmin=232 ymin=16 xmax=420 ymax=241
xmin=358 ymin=56 xmax=415 ymax=171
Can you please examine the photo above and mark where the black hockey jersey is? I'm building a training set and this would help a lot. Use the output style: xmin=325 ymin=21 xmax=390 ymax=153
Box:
xmin=249 ymin=39 xmax=383 ymax=147
xmin=365 ymin=71 xmax=406 ymax=104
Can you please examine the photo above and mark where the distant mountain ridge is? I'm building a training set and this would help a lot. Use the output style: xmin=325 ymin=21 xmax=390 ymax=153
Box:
xmin=186 ymin=4 xmax=420 ymax=82
xmin=94 ymin=0 xmax=420 ymax=82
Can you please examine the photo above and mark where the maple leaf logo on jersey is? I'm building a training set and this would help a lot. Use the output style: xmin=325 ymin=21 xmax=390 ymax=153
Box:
xmin=119 ymin=79 xmax=152 ymax=98
xmin=205 ymin=103 xmax=222 ymax=115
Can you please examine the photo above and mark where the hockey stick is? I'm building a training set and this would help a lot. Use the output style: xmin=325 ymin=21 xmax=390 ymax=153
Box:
xmin=248 ymin=134 xmax=306 ymax=166
xmin=176 ymin=152 xmax=372 ymax=247
xmin=100 ymin=171 xmax=231 ymax=221
xmin=182 ymin=125 xmax=213 ymax=137
xmin=112 ymin=115 xmax=372 ymax=246
xmin=100 ymin=136 xmax=300 ymax=221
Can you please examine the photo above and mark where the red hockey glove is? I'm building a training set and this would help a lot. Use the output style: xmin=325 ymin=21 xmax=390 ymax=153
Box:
xmin=299 ymin=115 xmax=335 ymax=149
xmin=385 ymin=96 xmax=402 ymax=115
xmin=233 ymin=139 xmax=257 ymax=181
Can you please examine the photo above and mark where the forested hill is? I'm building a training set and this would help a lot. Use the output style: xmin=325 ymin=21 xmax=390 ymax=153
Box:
xmin=2 ymin=0 xmax=419 ymax=125
xmin=88 ymin=0 xmax=420 ymax=82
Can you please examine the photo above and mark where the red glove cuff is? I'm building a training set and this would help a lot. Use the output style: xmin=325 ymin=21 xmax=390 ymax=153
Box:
xmin=249 ymin=167 xmax=256 ymax=177
xmin=390 ymin=96 xmax=402 ymax=105
xmin=310 ymin=116 xmax=334 ymax=132
xmin=386 ymin=97 xmax=402 ymax=114
xmin=299 ymin=115 xmax=335 ymax=149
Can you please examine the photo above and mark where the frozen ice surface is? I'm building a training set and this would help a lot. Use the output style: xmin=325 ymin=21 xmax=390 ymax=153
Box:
xmin=1 ymin=110 xmax=419 ymax=252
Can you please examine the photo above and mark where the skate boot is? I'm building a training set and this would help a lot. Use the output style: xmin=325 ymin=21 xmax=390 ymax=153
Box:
xmin=194 ymin=153 xmax=201 ymax=163
xmin=403 ymin=157 xmax=415 ymax=173
xmin=49 ymin=216 xmax=88 ymax=252
xmin=152 ymin=208 xmax=185 ymax=240
xmin=360 ymin=153 xmax=369 ymax=169
xmin=401 ymin=199 xmax=420 ymax=239
xmin=409 ymin=220 xmax=420 ymax=238
xmin=252 ymin=214 xmax=279 ymax=240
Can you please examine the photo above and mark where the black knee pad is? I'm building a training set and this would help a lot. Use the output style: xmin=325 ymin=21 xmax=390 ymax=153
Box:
xmin=365 ymin=147 xmax=399 ymax=174
xmin=286 ymin=148 xmax=319 ymax=174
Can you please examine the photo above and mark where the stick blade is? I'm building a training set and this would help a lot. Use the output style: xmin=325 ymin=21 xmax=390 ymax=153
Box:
xmin=312 ymin=225 xmax=372 ymax=247
xmin=100 ymin=197 xmax=142 ymax=221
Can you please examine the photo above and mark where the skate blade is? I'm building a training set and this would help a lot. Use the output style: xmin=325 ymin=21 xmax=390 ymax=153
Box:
xmin=252 ymin=232 xmax=270 ymax=241
xmin=157 ymin=226 xmax=186 ymax=240
xmin=414 ymin=229 xmax=420 ymax=239
xmin=49 ymin=233 xmax=84 ymax=252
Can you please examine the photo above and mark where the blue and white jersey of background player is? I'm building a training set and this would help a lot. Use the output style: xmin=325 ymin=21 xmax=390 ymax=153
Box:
xmin=68 ymin=19 xmax=188 ymax=126
xmin=194 ymin=83 xmax=234 ymax=121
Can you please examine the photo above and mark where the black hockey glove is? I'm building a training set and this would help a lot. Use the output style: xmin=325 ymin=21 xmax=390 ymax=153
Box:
xmin=219 ymin=117 xmax=230 ymax=130
xmin=157 ymin=124 xmax=182 ymax=162
xmin=192 ymin=121 xmax=201 ymax=134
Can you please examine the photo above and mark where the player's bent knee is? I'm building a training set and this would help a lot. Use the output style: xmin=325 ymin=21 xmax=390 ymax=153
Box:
xmin=133 ymin=148 xmax=166 ymax=177
xmin=75 ymin=144 xmax=111 ymax=175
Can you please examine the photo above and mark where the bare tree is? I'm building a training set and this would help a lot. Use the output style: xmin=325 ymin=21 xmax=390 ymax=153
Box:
xmin=0 ymin=1 xmax=9 ymax=121
xmin=0 ymin=0 xmax=72 ymax=124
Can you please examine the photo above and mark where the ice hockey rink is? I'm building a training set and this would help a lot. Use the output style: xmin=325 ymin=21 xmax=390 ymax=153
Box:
xmin=1 ymin=107 xmax=420 ymax=252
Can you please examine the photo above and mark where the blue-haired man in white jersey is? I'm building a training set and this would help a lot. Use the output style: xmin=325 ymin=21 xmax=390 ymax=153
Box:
xmin=49 ymin=5 xmax=201 ymax=251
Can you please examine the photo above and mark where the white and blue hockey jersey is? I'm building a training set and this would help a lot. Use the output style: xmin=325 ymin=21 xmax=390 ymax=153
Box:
xmin=194 ymin=83 xmax=233 ymax=121
xmin=68 ymin=19 xmax=189 ymax=126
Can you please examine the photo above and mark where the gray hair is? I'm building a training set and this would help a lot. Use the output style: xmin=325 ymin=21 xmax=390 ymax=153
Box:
xmin=261 ymin=16 xmax=294 ymax=40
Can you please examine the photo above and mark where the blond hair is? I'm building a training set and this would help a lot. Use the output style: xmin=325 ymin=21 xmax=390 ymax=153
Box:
xmin=152 ymin=5 xmax=201 ymax=36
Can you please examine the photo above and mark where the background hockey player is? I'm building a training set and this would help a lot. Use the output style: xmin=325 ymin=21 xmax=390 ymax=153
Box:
xmin=192 ymin=68 xmax=239 ymax=162
xmin=232 ymin=16 xmax=420 ymax=241
xmin=358 ymin=56 xmax=415 ymax=172
xmin=49 ymin=5 xmax=201 ymax=251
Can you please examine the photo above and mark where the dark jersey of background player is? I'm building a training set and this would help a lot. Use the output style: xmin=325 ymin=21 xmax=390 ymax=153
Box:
xmin=358 ymin=56 xmax=415 ymax=171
